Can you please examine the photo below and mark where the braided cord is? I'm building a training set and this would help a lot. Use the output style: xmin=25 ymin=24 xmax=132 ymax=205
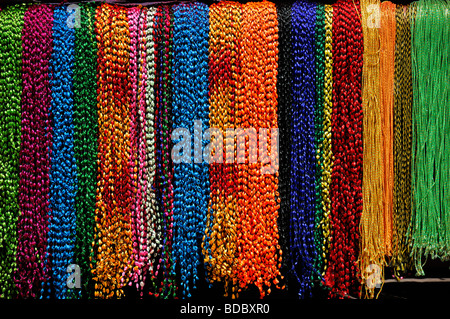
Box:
xmin=360 ymin=0 xmax=400 ymax=297
xmin=15 ymin=4 xmax=53 ymax=299
xmin=172 ymin=2 xmax=210 ymax=298
xmin=410 ymin=0 xmax=450 ymax=276
xmin=0 ymin=4 xmax=26 ymax=299
xmin=380 ymin=1 xmax=396 ymax=258
xmin=392 ymin=4 xmax=413 ymax=277
xmin=359 ymin=0 xmax=385 ymax=299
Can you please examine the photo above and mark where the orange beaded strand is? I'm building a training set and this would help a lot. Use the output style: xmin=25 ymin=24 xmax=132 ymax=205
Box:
xmin=203 ymin=1 xmax=241 ymax=298
xmin=236 ymin=1 xmax=282 ymax=298
xmin=92 ymin=3 xmax=133 ymax=299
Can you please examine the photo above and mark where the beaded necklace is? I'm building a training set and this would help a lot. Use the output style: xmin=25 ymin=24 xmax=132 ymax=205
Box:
xmin=73 ymin=2 xmax=98 ymax=298
xmin=202 ymin=1 xmax=241 ymax=299
xmin=392 ymin=4 xmax=413 ymax=278
xmin=172 ymin=2 xmax=210 ymax=298
xmin=320 ymin=3 xmax=333 ymax=281
xmin=325 ymin=0 xmax=363 ymax=298
xmin=236 ymin=0 xmax=281 ymax=299
xmin=126 ymin=5 xmax=149 ymax=297
xmin=291 ymin=0 xmax=317 ymax=298
xmin=275 ymin=2 xmax=292 ymax=283
xmin=144 ymin=6 xmax=162 ymax=289
xmin=46 ymin=4 xmax=77 ymax=299
xmin=152 ymin=5 xmax=176 ymax=298
xmin=0 ymin=3 xmax=26 ymax=299
xmin=15 ymin=4 xmax=53 ymax=299
xmin=313 ymin=2 xmax=327 ymax=284
xmin=93 ymin=3 xmax=133 ymax=298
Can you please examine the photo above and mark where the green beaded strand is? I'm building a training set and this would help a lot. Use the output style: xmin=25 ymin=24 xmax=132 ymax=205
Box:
xmin=313 ymin=3 xmax=326 ymax=285
xmin=0 ymin=4 xmax=27 ymax=299
xmin=73 ymin=3 xmax=98 ymax=298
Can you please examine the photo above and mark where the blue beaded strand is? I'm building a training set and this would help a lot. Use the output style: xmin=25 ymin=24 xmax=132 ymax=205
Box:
xmin=172 ymin=2 xmax=210 ymax=298
xmin=291 ymin=0 xmax=317 ymax=299
xmin=46 ymin=5 xmax=77 ymax=299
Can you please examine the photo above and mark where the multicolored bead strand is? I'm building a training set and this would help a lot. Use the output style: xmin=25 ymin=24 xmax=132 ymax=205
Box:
xmin=46 ymin=5 xmax=77 ymax=299
xmin=0 ymin=3 xmax=26 ymax=299
xmin=153 ymin=5 xmax=176 ymax=298
xmin=73 ymin=2 xmax=98 ymax=298
xmin=291 ymin=0 xmax=317 ymax=298
xmin=126 ymin=5 xmax=149 ymax=296
xmin=93 ymin=3 xmax=133 ymax=298
xmin=172 ymin=2 xmax=210 ymax=298
xmin=202 ymin=1 xmax=241 ymax=298
xmin=15 ymin=4 xmax=53 ymax=299
xmin=144 ymin=6 xmax=162 ymax=290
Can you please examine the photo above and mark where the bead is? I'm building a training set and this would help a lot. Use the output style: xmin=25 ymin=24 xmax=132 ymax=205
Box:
xmin=15 ymin=4 xmax=53 ymax=299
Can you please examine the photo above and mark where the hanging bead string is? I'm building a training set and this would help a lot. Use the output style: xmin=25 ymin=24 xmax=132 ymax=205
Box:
xmin=392 ymin=4 xmax=413 ymax=278
xmin=73 ymin=2 xmax=98 ymax=299
xmin=202 ymin=1 xmax=241 ymax=298
xmin=325 ymin=0 xmax=363 ymax=299
xmin=93 ymin=3 xmax=133 ymax=298
xmin=153 ymin=5 xmax=177 ymax=298
xmin=0 ymin=4 xmax=26 ymax=299
xmin=222 ymin=1 xmax=239 ymax=300
xmin=410 ymin=0 xmax=450 ymax=276
xmin=320 ymin=3 xmax=333 ymax=283
xmin=137 ymin=5 xmax=149 ymax=295
xmin=275 ymin=2 xmax=292 ymax=284
xmin=291 ymin=0 xmax=317 ymax=299
xmin=15 ymin=4 xmax=53 ymax=299
xmin=359 ymin=0 xmax=385 ymax=299
xmin=92 ymin=2 xmax=111 ymax=298
xmin=172 ymin=2 xmax=210 ymax=299
xmin=379 ymin=1 xmax=396 ymax=258
xmin=144 ymin=6 xmax=162 ymax=289
xmin=113 ymin=5 xmax=134 ymax=296
xmin=46 ymin=5 xmax=77 ymax=299
xmin=313 ymin=2 xmax=326 ymax=285
xmin=126 ymin=5 xmax=140 ymax=289
xmin=136 ymin=6 xmax=149 ymax=295
xmin=193 ymin=2 xmax=211 ymax=300
xmin=125 ymin=5 xmax=149 ymax=296
xmin=172 ymin=3 xmax=194 ymax=299
xmin=236 ymin=0 xmax=282 ymax=299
